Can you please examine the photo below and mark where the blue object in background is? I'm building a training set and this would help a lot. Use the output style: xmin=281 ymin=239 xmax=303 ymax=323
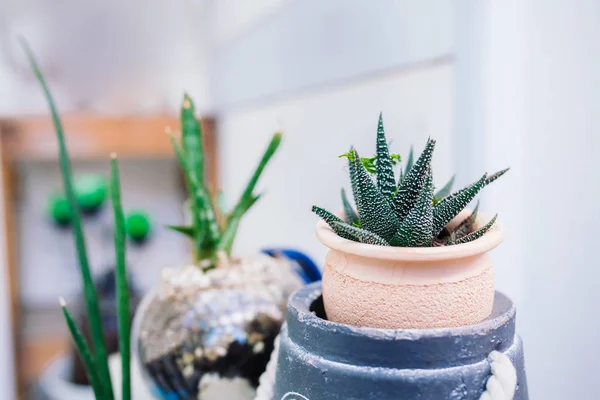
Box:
xmin=262 ymin=248 xmax=322 ymax=283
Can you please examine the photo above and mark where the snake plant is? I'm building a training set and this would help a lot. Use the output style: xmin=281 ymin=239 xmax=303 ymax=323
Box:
xmin=166 ymin=96 xmax=281 ymax=270
xmin=22 ymin=40 xmax=131 ymax=400
xmin=313 ymin=113 xmax=508 ymax=247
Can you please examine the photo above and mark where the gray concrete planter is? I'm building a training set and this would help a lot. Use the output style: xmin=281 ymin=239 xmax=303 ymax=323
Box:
xmin=274 ymin=282 xmax=528 ymax=400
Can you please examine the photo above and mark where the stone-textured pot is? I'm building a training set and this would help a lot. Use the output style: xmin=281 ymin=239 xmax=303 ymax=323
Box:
xmin=275 ymin=282 xmax=528 ymax=400
xmin=317 ymin=210 xmax=502 ymax=329
xmin=131 ymin=249 xmax=320 ymax=399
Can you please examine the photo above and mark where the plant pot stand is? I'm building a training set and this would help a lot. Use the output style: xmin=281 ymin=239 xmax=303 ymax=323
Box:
xmin=273 ymin=282 xmax=528 ymax=400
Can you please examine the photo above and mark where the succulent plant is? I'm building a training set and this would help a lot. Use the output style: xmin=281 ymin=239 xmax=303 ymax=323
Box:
xmin=166 ymin=96 xmax=281 ymax=270
xmin=312 ymin=113 xmax=508 ymax=247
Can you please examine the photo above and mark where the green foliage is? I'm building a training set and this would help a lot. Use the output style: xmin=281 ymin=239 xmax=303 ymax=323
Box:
xmin=312 ymin=205 xmax=356 ymax=241
xmin=332 ymin=221 xmax=389 ymax=246
xmin=23 ymin=39 xmax=137 ymax=400
xmin=393 ymin=138 xmax=436 ymax=221
xmin=313 ymin=112 xmax=507 ymax=247
xmin=341 ymin=188 xmax=359 ymax=225
xmin=167 ymin=97 xmax=281 ymax=268
xmin=21 ymin=38 xmax=115 ymax=399
xmin=110 ymin=157 xmax=131 ymax=400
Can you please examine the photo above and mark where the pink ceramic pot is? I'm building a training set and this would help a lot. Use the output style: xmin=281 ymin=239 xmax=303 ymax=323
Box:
xmin=316 ymin=210 xmax=503 ymax=329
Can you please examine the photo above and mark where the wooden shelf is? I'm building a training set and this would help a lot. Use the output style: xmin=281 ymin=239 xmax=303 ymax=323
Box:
xmin=0 ymin=115 xmax=179 ymax=160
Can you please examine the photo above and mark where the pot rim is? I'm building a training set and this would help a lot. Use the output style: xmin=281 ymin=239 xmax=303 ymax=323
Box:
xmin=315 ymin=209 xmax=503 ymax=262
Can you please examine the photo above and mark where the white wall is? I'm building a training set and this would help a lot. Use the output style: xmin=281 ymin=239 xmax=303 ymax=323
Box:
xmin=219 ymin=65 xmax=455 ymax=262
xmin=211 ymin=0 xmax=456 ymax=262
xmin=475 ymin=1 xmax=600 ymax=398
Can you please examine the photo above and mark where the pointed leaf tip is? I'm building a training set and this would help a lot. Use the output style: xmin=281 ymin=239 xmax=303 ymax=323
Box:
xmin=433 ymin=173 xmax=487 ymax=236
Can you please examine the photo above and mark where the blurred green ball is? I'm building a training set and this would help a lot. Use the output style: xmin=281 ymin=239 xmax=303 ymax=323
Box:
xmin=48 ymin=193 xmax=72 ymax=225
xmin=74 ymin=175 xmax=108 ymax=212
xmin=126 ymin=210 xmax=152 ymax=242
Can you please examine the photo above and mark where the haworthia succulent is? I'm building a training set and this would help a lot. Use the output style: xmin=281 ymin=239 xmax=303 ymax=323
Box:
xmin=21 ymin=39 xmax=115 ymax=400
xmin=218 ymin=133 xmax=282 ymax=254
xmin=393 ymin=139 xmax=436 ymax=221
xmin=485 ymin=168 xmax=510 ymax=186
xmin=332 ymin=221 xmax=390 ymax=246
xmin=110 ymin=156 xmax=131 ymax=400
xmin=375 ymin=113 xmax=396 ymax=199
xmin=434 ymin=175 xmax=455 ymax=200
xmin=341 ymin=188 xmax=359 ymax=225
xmin=389 ymin=170 xmax=434 ymax=247
xmin=450 ymin=214 xmax=497 ymax=245
xmin=404 ymin=145 xmax=415 ymax=178
xmin=432 ymin=174 xmax=487 ymax=237
xmin=315 ymin=113 xmax=508 ymax=248
xmin=452 ymin=200 xmax=480 ymax=239
xmin=312 ymin=206 xmax=357 ymax=241
xmin=60 ymin=298 xmax=105 ymax=399
xmin=350 ymin=149 xmax=399 ymax=241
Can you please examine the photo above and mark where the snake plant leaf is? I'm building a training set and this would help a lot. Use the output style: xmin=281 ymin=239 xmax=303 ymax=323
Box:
xmin=434 ymin=175 xmax=455 ymax=200
xmin=332 ymin=221 xmax=390 ymax=246
xmin=375 ymin=113 xmax=396 ymax=198
xmin=349 ymin=149 xmax=399 ymax=241
xmin=485 ymin=168 xmax=510 ymax=186
xmin=451 ymin=200 xmax=480 ymax=239
xmin=451 ymin=214 xmax=497 ymax=245
xmin=392 ymin=138 xmax=436 ymax=221
xmin=21 ymin=38 xmax=115 ymax=400
xmin=60 ymin=298 xmax=105 ymax=399
xmin=166 ymin=224 xmax=195 ymax=238
xmin=218 ymin=133 xmax=282 ymax=254
xmin=389 ymin=169 xmax=434 ymax=247
xmin=181 ymin=95 xmax=221 ymax=249
xmin=110 ymin=156 xmax=131 ymax=400
xmin=167 ymin=131 xmax=206 ymax=259
xmin=433 ymin=174 xmax=487 ymax=237
xmin=312 ymin=206 xmax=357 ymax=241
xmin=341 ymin=188 xmax=359 ymax=225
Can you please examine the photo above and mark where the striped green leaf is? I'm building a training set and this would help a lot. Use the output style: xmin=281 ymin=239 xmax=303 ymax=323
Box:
xmin=312 ymin=206 xmax=357 ymax=241
xmin=451 ymin=200 xmax=480 ymax=239
xmin=392 ymin=138 xmax=436 ymax=221
xmin=450 ymin=214 xmax=497 ymax=245
xmin=433 ymin=174 xmax=487 ymax=237
xmin=349 ymin=149 xmax=399 ymax=241
xmin=332 ymin=221 xmax=389 ymax=246
xmin=375 ymin=113 xmax=396 ymax=198
xmin=485 ymin=168 xmax=510 ymax=186
xmin=341 ymin=188 xmax=359 ymax=225
xmin=389 ymin=170 xmax=434 ymax=247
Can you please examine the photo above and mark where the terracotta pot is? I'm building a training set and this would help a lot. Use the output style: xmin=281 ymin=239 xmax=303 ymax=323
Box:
xmin=316 ymin=210 xmax=503 ymax=329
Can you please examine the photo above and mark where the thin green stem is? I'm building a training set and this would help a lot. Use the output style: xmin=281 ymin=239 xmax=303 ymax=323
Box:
xmin=20 ymin=38 xmax=114 ymax=400
xmin=110 ymin=156 xmax=131 ymax=400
